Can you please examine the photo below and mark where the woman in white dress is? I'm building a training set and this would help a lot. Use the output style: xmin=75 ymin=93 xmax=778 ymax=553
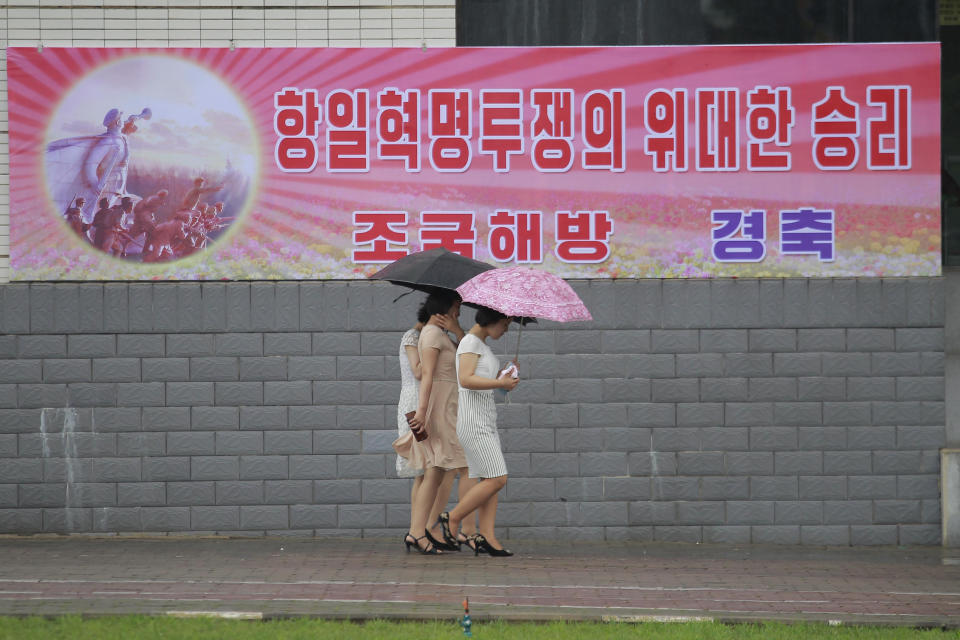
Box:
xmin=396 ymin=320 xmax=425 ymax=539
xmin=438 ymin=306 xmax=518 ymax=557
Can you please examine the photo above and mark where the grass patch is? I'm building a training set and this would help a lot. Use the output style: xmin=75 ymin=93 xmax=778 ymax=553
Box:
xmin=0 ymin=617 xmax=957 ymax=640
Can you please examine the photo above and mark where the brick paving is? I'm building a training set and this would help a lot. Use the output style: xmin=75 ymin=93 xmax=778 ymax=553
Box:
xmin=0 ymin=536 xmax=958 ymax=627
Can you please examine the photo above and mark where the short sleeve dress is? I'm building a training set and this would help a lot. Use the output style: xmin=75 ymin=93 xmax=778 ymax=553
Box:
xmin=395 ymin=324 xmax=467 ymax=471
xmin=455 ymin=333 xmax=508 ymax=479
xmin=395 ymin=328 xmax=423 ymax=478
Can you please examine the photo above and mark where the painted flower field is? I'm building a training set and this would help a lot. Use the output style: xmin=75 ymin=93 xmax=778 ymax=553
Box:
xmin=11 ymin=180 xmax=939 ymax=280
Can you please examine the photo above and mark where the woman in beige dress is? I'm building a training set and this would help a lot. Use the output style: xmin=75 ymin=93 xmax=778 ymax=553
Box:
xmin=394 ymin=304 xmax=476 ymax=553
xmin=403 ymin=290 xmax=477 ymax=554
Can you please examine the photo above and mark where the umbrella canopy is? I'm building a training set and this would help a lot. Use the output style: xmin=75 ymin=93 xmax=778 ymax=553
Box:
xmin=456 ymin=266 xmax=592 ymax=323
xmin=368 ymin=248 xmax=495 ymax=295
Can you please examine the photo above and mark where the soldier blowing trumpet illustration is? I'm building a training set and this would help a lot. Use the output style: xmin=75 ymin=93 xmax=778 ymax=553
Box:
xmin=47 ymin=107 xmax=152 ymax=223
xmin=46 ymin=105 xmax=238 ymax=263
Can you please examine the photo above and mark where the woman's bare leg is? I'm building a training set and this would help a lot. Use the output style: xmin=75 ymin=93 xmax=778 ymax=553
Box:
xmin=457 ymin=472 xmax=479 ymax=536
xmin=407 ymin=474 xmax=424 ymax=534
xmin=427 ymin=469 xmax=456 ymax=541
xmin=476 ymin=491 xmax=505 ymax=549
xmin=445 ymin=476 xmax=507 ymax=539
xmin=410 ymin=467 xmax=444 ymax=551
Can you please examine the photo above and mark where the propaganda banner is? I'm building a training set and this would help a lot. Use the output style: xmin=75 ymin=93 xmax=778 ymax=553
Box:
xmin=6 ymin=44 xmax=940 ymax=280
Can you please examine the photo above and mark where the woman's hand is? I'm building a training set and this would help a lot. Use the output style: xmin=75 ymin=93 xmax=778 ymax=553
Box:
xmin=498 ymin=374 xmax=519 ymax=391
xmin=408 ymin=408 xmax=426 ymax=433
xmin=497 ymin=360 xmax=519 ymax=391
xmin=430 ymin=313 xmax=454 ymax=331
xmin=432 ymin=313 xmax=465 ymax=341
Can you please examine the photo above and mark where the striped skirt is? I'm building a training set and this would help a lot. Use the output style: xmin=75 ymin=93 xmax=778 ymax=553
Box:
xmin=456 ymin=388 xmax=507 ymax=478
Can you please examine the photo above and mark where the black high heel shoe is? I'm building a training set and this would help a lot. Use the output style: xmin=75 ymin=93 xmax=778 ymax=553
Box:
xmin=473 ymin=534 xmax=513 ymax=557
xmin=405 ymin=532 xmax=442 ymax=555
xmin=436 ymin=512 xmax=460 ymax=549
xmin=403 ymin=532 xmax=418 ymax=552
xmin=425 ymin=528 xmax=458 ymax=552
xmin=459 ymin=533 xmax=484 ymax=554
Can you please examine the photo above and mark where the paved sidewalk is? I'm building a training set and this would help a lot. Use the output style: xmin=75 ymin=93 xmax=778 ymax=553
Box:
xmin=0 ymin=536 xmax=958 ymax=627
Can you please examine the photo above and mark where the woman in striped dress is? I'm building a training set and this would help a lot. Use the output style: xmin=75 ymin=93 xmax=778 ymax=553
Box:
xmin=439 ymin=306 xmax=518 ymax=557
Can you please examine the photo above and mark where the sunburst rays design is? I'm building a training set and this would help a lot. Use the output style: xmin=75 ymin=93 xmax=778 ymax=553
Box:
xmin=7 ymin=44 xmax=941 ymax=280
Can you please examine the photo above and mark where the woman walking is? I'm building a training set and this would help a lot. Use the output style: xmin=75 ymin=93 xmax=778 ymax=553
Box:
xmin=439 ymin=306 xmax=518 ymax=556
xmin=395 ymin=316 xmax=425 ymax=540
xmin=395 ymin=302 xmax=476 ymax=554
xmin=401 ymin=290 xmax=475 ymax=554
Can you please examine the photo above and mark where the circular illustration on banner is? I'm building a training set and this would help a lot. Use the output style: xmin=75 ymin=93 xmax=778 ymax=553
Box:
xmin=44 ymin=55 xmax=257 ymax=263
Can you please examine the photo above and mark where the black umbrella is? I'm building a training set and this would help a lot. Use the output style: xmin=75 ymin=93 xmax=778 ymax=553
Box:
xmin=370 ymin=248 xmax=535 ymax=324
xmin=369 ymin=247 xmax=495 ymax=296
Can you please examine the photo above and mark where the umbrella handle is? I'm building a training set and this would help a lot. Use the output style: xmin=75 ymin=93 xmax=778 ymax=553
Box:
xmin=514 ymin=321 xmax=523 ymax=363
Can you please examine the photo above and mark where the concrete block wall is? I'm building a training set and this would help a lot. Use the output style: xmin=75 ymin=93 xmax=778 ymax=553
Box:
xmin=0 ymin=0 xmax=457 ymax=282
xmin=0 ymin=278 xmax=946 ymax=544
xmin=0 ymin=5 xmax=948 ymax=545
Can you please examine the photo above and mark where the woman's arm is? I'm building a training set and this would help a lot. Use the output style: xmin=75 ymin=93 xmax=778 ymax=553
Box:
xmin=404 ymin=345 xmax=422 ymax=380
xmin=447 ymin=321 xmax=466 ymax=343
xmin=409 ymin=341 xmax=439 ymax=430
xmin=457 ymin=352 xmax=519 ymax=391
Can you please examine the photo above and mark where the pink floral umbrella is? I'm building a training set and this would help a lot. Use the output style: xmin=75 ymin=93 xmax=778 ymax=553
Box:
xmin=456 ymin=266 xmax=592 ymax=322
xmin=457 ymin=266 xmax=592 ymax=361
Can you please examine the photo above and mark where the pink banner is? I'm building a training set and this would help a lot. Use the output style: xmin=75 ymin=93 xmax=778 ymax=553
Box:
xmin=7 ymin=44 xmax=940 ymax=280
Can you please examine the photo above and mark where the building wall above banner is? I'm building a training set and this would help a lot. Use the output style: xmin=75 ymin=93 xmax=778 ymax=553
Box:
xmin=6 ymin=44 xmax=940 ymax=281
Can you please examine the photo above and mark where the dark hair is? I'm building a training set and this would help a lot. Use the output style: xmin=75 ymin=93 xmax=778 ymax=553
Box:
xmin=416 ymin=290 xmax=461 ymax=323
xmin=474 ymin=305 xmax=508 ymax=327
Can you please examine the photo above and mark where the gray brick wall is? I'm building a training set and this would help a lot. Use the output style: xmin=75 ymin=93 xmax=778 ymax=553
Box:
xmin=0 ymin=279 xmax=945 ymax=545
